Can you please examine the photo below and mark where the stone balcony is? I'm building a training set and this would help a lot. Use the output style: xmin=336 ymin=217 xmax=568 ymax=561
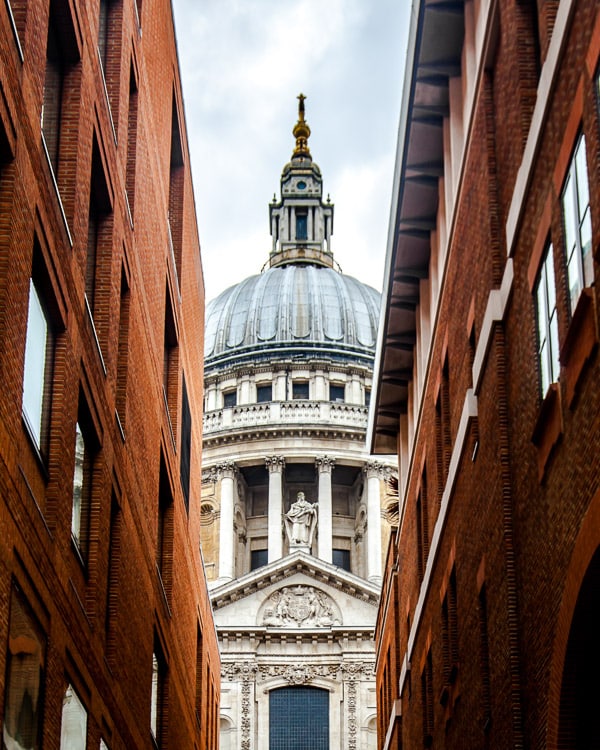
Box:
xmin=203 ymin=400 xmax=369 ymax=434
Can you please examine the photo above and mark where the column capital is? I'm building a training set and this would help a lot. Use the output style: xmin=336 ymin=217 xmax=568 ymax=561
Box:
xmin=315 ymin=456 xmax=336 ymax=474
xmin=215 ymin=461 xmax=238 ymax=480
xmin=265 ymin=456 xmax=285 ymax=473
xmin=363 ymin=460 xmax=390 ymax=480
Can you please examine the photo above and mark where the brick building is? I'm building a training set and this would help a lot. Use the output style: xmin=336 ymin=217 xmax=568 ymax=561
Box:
xmin=0 ymin=0 xmax=219 ymax=748
xmin=369 ymin=0 xmax=600 ymax=748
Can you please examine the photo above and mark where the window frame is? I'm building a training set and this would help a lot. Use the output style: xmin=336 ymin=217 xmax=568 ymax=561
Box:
xmin=561 ymin=133 xmax=592 ymax=314
xmin=22 ymin=277 xmax=53 ymax=454
xmin=3 ymin=583 xmax=47 ymax=750
xmin=534 ymin=242 xmax=560 ymax=397
xmin=292 ymin=381 xmax=309 ymax=400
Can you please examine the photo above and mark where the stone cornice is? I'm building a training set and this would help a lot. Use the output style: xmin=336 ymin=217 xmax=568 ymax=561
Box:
xmin=211 ymin=551 xmax=381 ymax=610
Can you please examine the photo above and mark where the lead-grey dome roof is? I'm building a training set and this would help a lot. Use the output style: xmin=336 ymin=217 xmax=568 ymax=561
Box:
xmin=205 ymin=265 xmax=381 ymax=370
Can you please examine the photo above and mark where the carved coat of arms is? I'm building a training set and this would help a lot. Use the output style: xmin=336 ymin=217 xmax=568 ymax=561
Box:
xmin=261 ymin=586 xmax=341 ymax=628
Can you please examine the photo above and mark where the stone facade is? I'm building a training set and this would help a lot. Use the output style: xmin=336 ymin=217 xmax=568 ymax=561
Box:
xmin=201 ymin=99 xmax=395 ymax=749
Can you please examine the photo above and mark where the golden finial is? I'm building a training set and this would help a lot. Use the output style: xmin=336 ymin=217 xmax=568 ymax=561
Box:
xmin=292 ymin=93 xmax=311 ymax=157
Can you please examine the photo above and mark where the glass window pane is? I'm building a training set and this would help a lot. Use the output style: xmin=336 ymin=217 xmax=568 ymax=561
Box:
xmin=580 ymin=209 xmax=593 ymax=285
xmin=562 ymin=175 xmax=576 ymax=255
xmin=4 ymin=585 xmax=46 ymax=750
xmin=270 ymin=686 xmax=329 ymax=750
xmin=151 ymin=653 xmax=158 ymax=737
xmin=575 ymin=136 xmax=590 ymax=213
xmin=60 ymin=685 xmax=87 ymax=750
xmin=22 ymin=280 xmax=49 ymax=446
xmin=72 ymin=422 xmax=85 ymax=545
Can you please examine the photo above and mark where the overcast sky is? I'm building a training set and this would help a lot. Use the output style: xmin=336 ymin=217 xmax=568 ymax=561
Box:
xmin=171 ymin=0 xmax=411 ymax=303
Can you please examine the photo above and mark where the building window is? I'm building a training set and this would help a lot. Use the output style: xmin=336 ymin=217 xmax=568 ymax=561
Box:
xmin=168 ymin=96 xmax=184 ymax=283
xmin=116 ymin=264 xmax=130 ymax=428
xmin=435 ymin=357 xmax=451 ymax=499
xmin=535 ymin=243 xmax=559 ymax=397
xmin=332 ymin=548 xmax=351 ymax=572
xmin=292 ymin=381 xmax=309 ymax=400
xmin=180 ymin=374 xmax=192 ymax=513
xmin=105 ymin=492 xmax=120 ymax=660
xmin=329 ymin=384 xmax=344 ymax=403
xmin=60 ymin=684 xmax=87 ymax=749
xmin=257 ymin=383 xmax=272 ymax=403
xmin=22 ymin=277 xmax=53 ymax=452
xmin=269 ymin=687 xmax=329 ymax=750
xmin=71 ymin=404 xmax=98 ymax=562
xmin=3 ymin=584 xmax=46 ymax=749
xmin=195 ymin=625 xmax=203 ymax=728
xmin=151 ymin=646 xmax=167 ymax=746
xmin=416 ymin=470 xmax=428 ymax=584
xmin=562 ymin=133 xmax=592 ymax=313
xmin=441 ymin=568 xmax=459 ymax=687
xmin=251 ymin=549 xmax=268 ymax=570
xmin=42 ymin=0 xmax=79 ymax=177
xmin=296 ymin=211 xmax=308 ymax=240
xmin=126 ymin=63 xmax=138 ymax=218
xmin=223 ymin=390 xmax=237 ymax=408
xmin=421 ymin=650 xmax=434 ymax=747
xmin=163 ymin=285 xmax=178 ymax=432
xmin=157 ymin=455 xmax=174 ymax=600
xmin=364 ymin=388 xmax=371 ymax=407
xmin=86 ymin=137 xmax=112 ymax=323
xmin=478 ymin=585 xmax=492 ymax=730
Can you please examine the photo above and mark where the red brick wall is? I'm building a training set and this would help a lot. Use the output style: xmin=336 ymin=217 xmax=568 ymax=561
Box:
xmin=377 ymin=1 xmax=600 ymax=748
xmin=0 ymin=0 xmax=219 ymax=748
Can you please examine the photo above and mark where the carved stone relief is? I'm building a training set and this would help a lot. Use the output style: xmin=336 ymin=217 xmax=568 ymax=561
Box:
xmin=259 ymin=585 xmax=341 ymax=627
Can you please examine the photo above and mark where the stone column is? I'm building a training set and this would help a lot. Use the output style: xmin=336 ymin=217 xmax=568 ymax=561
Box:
xmin=364 ymin=462 xmax=384 ymax=583
xmin=265 ymin=456 xmax=285 ymax=562
xmin=316 ymin=456 xmax=335 ymax=563
xmin=217 ymin=462 xmax=237 ymax=580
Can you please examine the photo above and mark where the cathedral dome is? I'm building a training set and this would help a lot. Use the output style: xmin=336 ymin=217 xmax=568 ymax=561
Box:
xmin=204 ymin=263 xmax=380 ymax=369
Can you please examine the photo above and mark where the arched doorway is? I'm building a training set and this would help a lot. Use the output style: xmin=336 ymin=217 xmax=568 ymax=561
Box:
xmin=558 ymin=545 xmax=600 ymax=749
xmin=269 ymin=686 xmax=329 ymax=750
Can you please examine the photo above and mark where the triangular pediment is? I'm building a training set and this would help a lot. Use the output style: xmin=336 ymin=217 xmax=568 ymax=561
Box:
xmin=210 ymin=552 xmax=381 ymax=633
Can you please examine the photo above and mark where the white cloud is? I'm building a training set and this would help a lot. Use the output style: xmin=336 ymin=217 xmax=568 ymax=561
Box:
xmin=172 ymin=0 xmax=410 ymax=301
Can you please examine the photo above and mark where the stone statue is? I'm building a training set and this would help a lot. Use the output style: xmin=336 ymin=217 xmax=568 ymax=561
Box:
xmin=285 ymin=492 xmax=318 ymax=549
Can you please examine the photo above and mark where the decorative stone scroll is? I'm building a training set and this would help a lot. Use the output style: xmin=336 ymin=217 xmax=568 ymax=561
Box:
xmin=259 ymin=585 xmax=341 ymax=627
xmin=258 ymin=663 xmax=340 ymax=685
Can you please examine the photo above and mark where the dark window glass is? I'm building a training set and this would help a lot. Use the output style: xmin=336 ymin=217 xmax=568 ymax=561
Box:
xmin=180 ymin=374 xmax=191 ymax=512
xmin=329 ymin=384 xmax=344 ymax=403
xmin=257 ymin=384 xmax=272 ymax=403
xmin=4 ymin=584 xmax=46 ymax=749
xmin=223 ymin=390 xmax=237 ymax=408
xmin=332 ymin=548 xmax=351 ymax=572
xmin=296 ymin=213 xmax=308 ymax=240
xmin=42 ymin=0 xmax=79 ymax=177
xmin=292 ymin=381 xmax=309 ymax=400
xmin=251 ymin=549 xmax=268 ymax=570
xmin=71 ymin=398 xmax=99 ymax=561
xmin=163 ymin=285 xmax=178 ymax=427
xmin=270 ymin=687 xmax=329 ymax=750
xmin=365 ymin=388 xmax=371 ymax=407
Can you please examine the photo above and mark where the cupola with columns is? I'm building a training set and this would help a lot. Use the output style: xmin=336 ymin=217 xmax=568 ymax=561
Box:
xmin=268 ymin=93 xmax=335 ymax=269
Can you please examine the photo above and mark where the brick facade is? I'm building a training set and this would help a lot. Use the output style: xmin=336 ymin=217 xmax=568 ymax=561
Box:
xmin=0 ymin=0 xmax=219 ymax=747
xmin=371 ymin=1 xmax=600 ymax=748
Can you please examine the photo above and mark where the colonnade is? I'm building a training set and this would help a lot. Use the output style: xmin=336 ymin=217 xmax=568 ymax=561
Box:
xmin=213 ymin=457 xmax=387 ymax=584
